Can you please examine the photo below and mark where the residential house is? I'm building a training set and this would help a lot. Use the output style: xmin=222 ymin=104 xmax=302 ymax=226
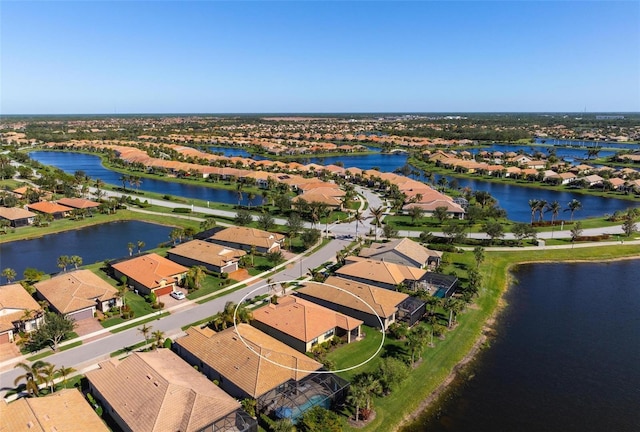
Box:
xmin=56 ymin=197 xmax=101 ymax=213
xmin=208 ymin=227 xmax=285 ymax=254
xmin=175 ymin=325 xmax=348 ymax=423
xmin=0 ymin=207 xmax=36 ymax=228
xmin=166 ymin=240 xmax=246 ymax=274
xmin=0 ymin=389 xmax=109 ymax=432
xmin=251 ymin=296 xmax=362 ymax=353
xmin=26 ymin=201 xmax=73 ymax=219
xmin=583 ymin=174 xmax=604 ymax=186
xmin=402 ymin=200 xmax=465 ymax=219
xmin=336 ymin=256 xmax=427 ymax=291
xmin=0 ymin=283 xmax=44 ymax=344
xmin=86 ymin=349 xmax=257 ymax=432
xmin=34 ymin=269 xmax=121 ymax=321
xmin=111 ymin=253 xmax=188 ymax=297
xmin=297 ymin=277 xmax=409 ymax=330
xmin=358 ymin=237 xmax=442 ymax=268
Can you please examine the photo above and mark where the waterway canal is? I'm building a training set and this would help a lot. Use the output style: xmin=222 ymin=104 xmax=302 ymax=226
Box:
xmin=402 ymin=260 xmax=640 ymax=432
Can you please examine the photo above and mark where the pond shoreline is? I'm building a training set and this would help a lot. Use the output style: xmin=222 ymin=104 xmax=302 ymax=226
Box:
xmin=395 ymin=252 xmax=640 ymax=431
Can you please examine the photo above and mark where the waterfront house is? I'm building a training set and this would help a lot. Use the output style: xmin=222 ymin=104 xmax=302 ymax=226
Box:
xmin=56 ymin=197 xmax=101 ymax=213
xmin=335 ymin=257 xmax=427 ymax=291
xmin=111 ymin=253 xmax=188 ymax=297
xmin=174 ymin=325 xmax=348 ymax=422
xmin=166 ymin=240 xmax=246 ymax=274
xmin=251 ymin=296 xmax=362 ymax=353
xmin=0 ymin=207 xmax=36 ymax=228
xmin=402 ymin=200 xmax=466 ymax=219
xmin=207 ymin=226 xmax=285 ymax=254
xmin=0 ymin=389 xmax=109 ymax=432
xmin=297 ymin=277 xmax=409 ymax=330
xmin=358 ymin=237 xmax=442 ymax=268
xmin=34 ymin=269 xmax=121 ymax=321
xmin=0 ymin=283 xmax=44 ymax=344
xmin=26 ymin=201 xmax=73 ymax=219
xmin=583 ymin=174 xmax=604 ymax=187
xmin=86 ymin=349 xmax=257 ymax=432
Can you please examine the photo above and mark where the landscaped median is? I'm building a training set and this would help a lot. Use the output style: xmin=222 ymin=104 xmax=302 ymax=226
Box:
xmin=332 ymin=244 xmax=640 ymax=432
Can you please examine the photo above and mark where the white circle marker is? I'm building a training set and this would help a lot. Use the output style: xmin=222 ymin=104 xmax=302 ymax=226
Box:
xmin=234 ymin=279 xmax=385 ymax=374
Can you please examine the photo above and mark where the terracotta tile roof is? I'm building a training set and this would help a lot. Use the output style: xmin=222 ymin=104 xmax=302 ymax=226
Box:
xmin=167 ymin=240 xmax=246 ymax=267
xmin=27 ymin=201 xmax=73 ymax=214
xmin=252 ymin=296 xmax=362 ymax=343
xmin=209 ymin=227 xmax=284 ymax=250
xmin=0 ymin=207 xmax=36 ymax=221
xmin=34 ymin=270 xmax=119 ymax=314
xmin=402 ymin=200 xmax=465 ymax=213
xmin=0 ymin=388 xmax=109 ymax=432
xmin=359 ymin=238 xmax=441 ymax=264
xmin=56 ymin=197 xmax=101 ymax=209
xmin=300 ymin=277 xmax=409 ymax=319
xmin=0 ymin=283 xmax=43 ymax=333
xmin=292 ymin=193 xmax=342 ymax=207
xmin=336 ymin=257 xmax=427 ymax=286
xmin=176 ymin=324 xmax=322 ymax=398
xmin=86 ymin=350 xmax=240 ymax=432
xmin=111 ymin=253 xmax=188 ymax=290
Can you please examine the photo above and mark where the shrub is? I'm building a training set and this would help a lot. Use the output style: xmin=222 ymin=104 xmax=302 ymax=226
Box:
xmin=163 ymin=338 xmax=172 ymax=349
xmin=172 ymin=207 xmax=192 ymax=213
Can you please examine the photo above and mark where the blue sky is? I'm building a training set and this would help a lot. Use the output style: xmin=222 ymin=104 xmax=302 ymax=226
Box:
xmin=1 ymin=1 xmax=639 ymax=114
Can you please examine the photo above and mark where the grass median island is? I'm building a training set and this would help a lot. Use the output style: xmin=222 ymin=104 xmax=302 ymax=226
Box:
xmin=332 ymin=244 xmax=640 ymax=432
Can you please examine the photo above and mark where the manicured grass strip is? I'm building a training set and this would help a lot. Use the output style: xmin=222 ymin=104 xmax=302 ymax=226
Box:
xmin=25 ymin=341 xmax=83 ymax=362
xmin=109 ymin=312 xmax=170 ymax=333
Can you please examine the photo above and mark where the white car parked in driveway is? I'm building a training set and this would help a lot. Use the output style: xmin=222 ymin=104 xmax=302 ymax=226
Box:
xmin=170 ymin=291 xmax=186 ymax=300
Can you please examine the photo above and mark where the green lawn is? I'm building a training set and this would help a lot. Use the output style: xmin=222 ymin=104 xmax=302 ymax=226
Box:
xmin=326 ymin=326 xmax=398 ymax=381
xmin=101 ymin=292 xmax=157 ymax=328
xmin=186 ymin=274 xmax=238 ymax=300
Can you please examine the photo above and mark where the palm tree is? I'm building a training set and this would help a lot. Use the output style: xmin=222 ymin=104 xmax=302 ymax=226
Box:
xmin=136 ymin=240 xmax=145 ymax=254
xmin=69 ymin=255 xmax=82 ymax=270
xmin=565 ymin=199 xmax=583 ymax=222
xmin=549 ymin=201 xmax=562 ymax=224
xmin=236 ymin=183 xmax=244 ymax=207
xmin=57 ymin=365 xmax=75 ymax=389
xmin=443 ymin=297 xmax=465 ymax=328
xmin=186 ymin=265 xmax=206 ymax=291
xmin=359 ymin=374 xmax=382 ymax=411
xmin=127 ymin=242 xmax=135 ymax=256
xmin=1 ymin=267 xmax=16 ymax=283
xmin=528 ymin=199 xmax=540 ymax=224
xmin=57 ymin=255 xmax=70 ymax=272
xmin=152 ymin=330 xmax=165 ymax=349
xmin=119 ymin=174 xmax=130 ymax=191
xmin=247 ymin=192 xmax=256 ymax=209
xmin=138 ymin=324 xmax=152 ymax=343
xmin=14 ymin=361 xmax=49 ymax=397
xmin=369 ymin=206 xmax=384 ymax=241
xmin=536 ymin=200 xmax=548 ymax=222
xmin=40 ymin=363 xmax=57 ymax=393
xmin=346 ymin=384 xmax=368 ymax=422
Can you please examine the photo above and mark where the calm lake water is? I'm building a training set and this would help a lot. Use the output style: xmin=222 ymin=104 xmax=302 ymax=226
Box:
xmin=30 ymin=151 xmax=253 ymax=206
xmin=534 ymin=137 xmax=640 ymax=150
xmin=0 ymin=220 xmax=172 ymax=278
xmin=403 ymin=260 xmax=640 ymax=432
xmin=30 ymin=151 xmax=637 ymax=222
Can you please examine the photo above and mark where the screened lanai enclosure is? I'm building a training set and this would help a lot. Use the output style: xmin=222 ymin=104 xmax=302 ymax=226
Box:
xmin=259 ymin=373 xmax=350 ymax=424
